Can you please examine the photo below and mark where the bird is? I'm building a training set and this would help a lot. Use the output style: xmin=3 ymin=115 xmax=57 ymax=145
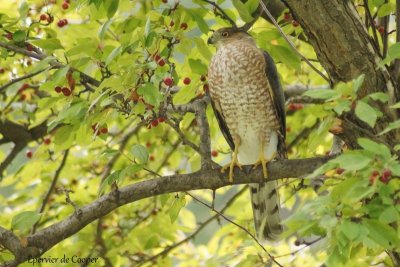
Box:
xmin=207 ymin=27 xmax=286 ymax=241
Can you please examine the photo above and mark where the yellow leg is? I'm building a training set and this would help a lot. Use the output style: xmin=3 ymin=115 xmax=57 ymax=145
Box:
xmin=221 ymin=145 xmax=242 ymax=183
xmin=253 ymin=141 xmax=276 ymax=179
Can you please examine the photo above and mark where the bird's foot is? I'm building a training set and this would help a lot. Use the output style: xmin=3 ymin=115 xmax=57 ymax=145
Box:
xmin=252 ymin=152 xmax=276 ymax=179
xmin=221 ymin=159 xmax=242 ymax=183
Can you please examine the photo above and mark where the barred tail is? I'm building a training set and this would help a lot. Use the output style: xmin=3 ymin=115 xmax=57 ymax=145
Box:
xmin=250 ymin=180 xmax=282 ymax=241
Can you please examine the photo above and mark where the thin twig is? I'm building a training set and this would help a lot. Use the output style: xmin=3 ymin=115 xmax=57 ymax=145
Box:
xmin=259 ymin=1 xmax=330 ymax=83
xmin=363 ymin=0 xmax=381 ymax=56
xmin=136 ymin=187 xmax=248 ymax=267
xmin=31 ymin=150 xmax=69 ymax=234
xmin=274 ymin=237 xmax=323 ymax=259
xmin=186 ymin=192 xmax=284 ymax=267
xmin=0 ymin=42 xmax=100 ymax=87
xmin=165 ymin=120 xmax=201 ymax=154
xmin=201 ymin=0 xmax=236 ymax=27
xmin=0 ymin=67 xmax=51 ymax=93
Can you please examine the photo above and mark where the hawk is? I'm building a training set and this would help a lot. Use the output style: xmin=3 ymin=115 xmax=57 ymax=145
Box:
xmin=207 ymin=27 xmax=286 ymax=240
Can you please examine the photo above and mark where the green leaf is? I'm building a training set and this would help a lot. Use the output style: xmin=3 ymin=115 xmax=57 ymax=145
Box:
xmin=188 ymin=59 xmax=207 ymax=75
xmin=12 ymin=30 xmax=26 ymax=42
xmin=187 ymin=10 xmax=208 ymax=34
xmin=377 ymin=2 xmax=395 ymax=17
xmin=105 ymin=46 xmax=123 ymax=65
xmin=137 ymin=83 xmax=162 ymax=106
xmin=54 ymin=125 xmax=75 ymax=150
xmin=378 ymin=119 xmax=400 ymax=135
xmin=390 ymin=101 xmax=400 ymax=109
xmin=368 ymin=92 xmax=389 ymax=103
xmin=244 ymin=0 xmax=259 ymax=16
xmin=303 ymin=89 xmax=339 ymax=100
xmin=98 ymin=170 xmax=121 ymax=195
xmin=31 ymin=38 xmax=64 ymax=51
xmin=363 ymin=219 xmax=400 ymax=248
xmin=379 ymin=206 xmax=400 ymax=223
xmin=98 ymin=19 xmax=113 ymax=40
xmin=104 ymin=0 xmax=119 ymax=19
xmin=131 ymin=144 xmax=148 ymax=164
xmin=352 ymin=74 xmax=365 ymax=93
xmin=11 ymin=211 xmax=41 ymax=231
xmin=53 ymin=66 xmax=69 ymax=84
xmin=331 ymin=151 xmax=372 ymax=171
xmin=194 ymin=37 xmax=212 ymax=61
xmin=341 ymin=220 xmax=360 ymax=241
xmin=168 ymin=194 xmax=186 ymax=223
xmin=357 ymin=138 xmax=391 ymax=160
xmin=355 ymin=101 xmax=378 ymax=127
xmin=232 ymin=0 xmax=253 ymax=22
xmin=271 ymin=45 xmax=301 ymax=71
xmin=120 ymin=164 xmax=143 ymax=179
xmin=144 ymin=16 xmax=151 ymax=37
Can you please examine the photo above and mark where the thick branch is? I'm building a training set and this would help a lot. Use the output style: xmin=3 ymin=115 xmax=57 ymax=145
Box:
xmin=0 ymin=156 xmax=331 ymax=266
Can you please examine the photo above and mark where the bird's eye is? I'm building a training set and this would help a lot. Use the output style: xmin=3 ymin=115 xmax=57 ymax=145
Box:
xmin=221 ymin=31 xmax=229 ymax=37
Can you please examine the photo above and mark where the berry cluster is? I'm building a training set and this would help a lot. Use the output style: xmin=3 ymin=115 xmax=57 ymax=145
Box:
xmin=54 ymin=86 xmax=72 ymax=96
xmin=370 ymin=169 xmax=392 ymax=184
xmin=288 ymin=103 xmax=304 ymax=111
xmin=147 ymin=117 xmax=166 ymax=129
xmin=18 ymin=83 xmax=30 ymax=101
xmin=91 ymin=124 xmax=108 ymax=136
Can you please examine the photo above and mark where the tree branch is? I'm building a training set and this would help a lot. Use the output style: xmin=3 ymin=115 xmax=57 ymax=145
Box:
xmin=0 ymin=156 xmax=332 ymax=266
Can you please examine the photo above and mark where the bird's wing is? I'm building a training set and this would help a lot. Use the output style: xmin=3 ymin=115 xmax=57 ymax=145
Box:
xmin=263 ymin=51 xmax=287 ymax=158
xmin=209 ymin=95 xmax=235 ymax=150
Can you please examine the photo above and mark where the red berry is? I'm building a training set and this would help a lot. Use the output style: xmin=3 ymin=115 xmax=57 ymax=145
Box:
xmin=62 ymin=87 xmax=71 ymax=96
xmin=151 ymin=120 xmax=159 ymax=127
xmin=44 ymin=138 xmax=51 ymax=145
xmin=100 ymin=127 xmax=108 ymax=134
xmin=203 ymin=83 xmax=209 ymax=92
xmin=26 ymin=43 xmax=34 ymax=51
xmin=63 ymin=19 xmax=68 ymax=25
xmin=336 ymin=168 xmax=344 ymax=175
xmin=154 ymin=54 xmax=161 ymax=61
xmin=183 ymin=77 xmax=191 ymax=85
xmin=91 ymin=124 xmax=98 ymax=131
xmin=164 ymin=77 xmax=173 ymax=86
xmin=57 ymin=20 xmax=65 ymax=27
xmin=0 ymin=68 xmax=5 ymax=74
xmin=149 ymin=155 xmax=155 ymax=161
xmin=380 ymin=175 xmax=390 ymax=184
xmin=180 ymin=22 xmax=188 ymax=30
xmin=47 ymin=16 xmax=54 ymax=23
xmin=170 ymin=21 xmax=175 ymax=27
xmin=283 ymin=12 xmax=291 ymax=21
xmin=158 ymin=59 xmax=165 ymax=66
xmin=40 ymin=14 xmax=47 ymax=21
xmin=26 ymin=150 xmax=33 ymax=158
xmin=55 ymin=86 xmax=62 ymax=93
xmin=158 ymin=117 xmax=166 ymax=123
xmin=372 ymin=170 xmax=379 ymax=177
xmin=288 ymin=103 xmax=297 ymax=111
xmin=200 ymin=75 xmax=206 ymax=82
xmin=292 ymin=20 xmax=299 ymax=27
xmin=295 ymin=103 xmax=304 ymax=110
xmin=62 ymin=2 xmax=69 ymax=9
xmin=5 ymin=32 xmax=12 ymax=40
xmin=211 ymin=150 xmax=218 ymax=157
xmin=378 ymin=26 xmax=385 ymax=34
xmin=146 ymin=141 xmax=151 ymax=148
xmin=162 ymin=0 xmax=167 ymax=3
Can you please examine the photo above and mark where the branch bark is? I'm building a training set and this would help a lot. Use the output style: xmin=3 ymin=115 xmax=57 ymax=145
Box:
xmin=0 ymin=156 xmax=332 ymax=266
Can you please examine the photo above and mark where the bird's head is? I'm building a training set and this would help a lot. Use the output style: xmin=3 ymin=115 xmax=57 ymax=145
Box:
xmin=207 ymin=27 xmax=251 ymax=47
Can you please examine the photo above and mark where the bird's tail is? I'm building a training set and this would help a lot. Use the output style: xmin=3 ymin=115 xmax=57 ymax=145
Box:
xmin=250 ymin=180 xmax=282 ymax=241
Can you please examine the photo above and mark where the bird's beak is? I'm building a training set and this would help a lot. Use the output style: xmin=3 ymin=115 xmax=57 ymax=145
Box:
xmin=207 ymin=37 xmax=213 ymax=45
